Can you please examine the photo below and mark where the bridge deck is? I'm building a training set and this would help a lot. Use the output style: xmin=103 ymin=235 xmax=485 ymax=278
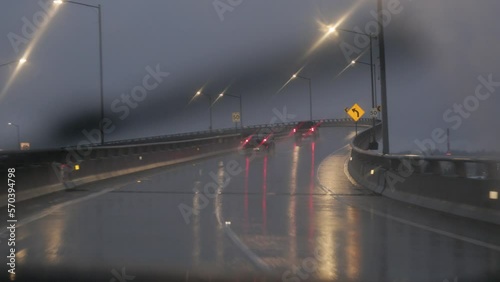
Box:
xmin=2 ymin=127 xmax=499 ymax=281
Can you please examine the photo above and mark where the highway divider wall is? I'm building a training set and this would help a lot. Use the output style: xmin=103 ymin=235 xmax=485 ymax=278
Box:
xmin=348 ymin=124 xmax=500 ymax=225
xmin=0 ymin=134 xmax=241 ymax=207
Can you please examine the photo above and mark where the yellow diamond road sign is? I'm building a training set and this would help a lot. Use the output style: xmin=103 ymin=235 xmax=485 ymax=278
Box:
xmin=347 ymin=103 xmax=365 ymax=122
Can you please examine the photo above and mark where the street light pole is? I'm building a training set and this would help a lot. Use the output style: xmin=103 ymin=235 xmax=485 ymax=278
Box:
xmin=351 ymin=60 xmax=375 ymax=109
xmin=219 ymin=93 xmax=243 ymax=128
xmin=239 ymin=95 xmax=243 ymax=128
xmin=291 ymin=74 xmax=313 ymax=121
xmin=8 ymin=123 xmax=20 ymax=150
xmin=378 ymin=0 xmax=390 ymax=154
xmin=195 ymin=91 xmax=213 ymax=131
xmin=354 ymin=37 xmax=377 ymax=148
xmin=208 ymin=95 xmax=213 ymax=132
xmin=308 ymin=78 xmax=312 ymax=121
xmin=352 ymin=58 xmax=377 ymax=148
xmin=369 ymin=36 xmax=374 ymax=110
xmin=54 ymin=0 xmax=104 ymax=145
xmin=98 ymin=4 xmax=104 ymax=145
xmin=330 ymin=26 xmax=379 ymax=149
xmin=331 ymin=27 xmax=377 ymax=116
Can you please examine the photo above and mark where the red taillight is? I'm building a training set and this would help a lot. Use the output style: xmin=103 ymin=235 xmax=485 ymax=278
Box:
xmin=293 ymin=128 xmax=296 ymax=133
xmin=244 ymin=139 xmax=249 ymax=143
xmin=311 ymin=127 xmax=315 ymax=132
xmin=263 ymin=138 xmax=267 ymax=142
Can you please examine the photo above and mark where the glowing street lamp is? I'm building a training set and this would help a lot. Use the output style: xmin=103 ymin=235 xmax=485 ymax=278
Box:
xmin=327 ymin=26 xmax=376 ymax=108
xmin=193 ymin=91 xmax=213 ymax=131
xmin=329 ymin=26 xmax=379 ymax=149
xmin=326 ymin=1 xmax=389 ymax=152
xmin=0 ymin=58 xmax=27 ymax=68
xmin=217 ymin=92 xmax=243 ymax=128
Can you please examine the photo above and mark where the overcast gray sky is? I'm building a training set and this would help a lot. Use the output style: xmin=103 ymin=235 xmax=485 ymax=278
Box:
xmin=0 ymin=0 xmax=499 ymax=153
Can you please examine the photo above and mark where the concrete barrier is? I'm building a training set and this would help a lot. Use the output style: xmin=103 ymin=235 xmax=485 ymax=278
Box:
xmin=0 ymin=134 xmax=241 ymax=207
xmin=348 ymin=124 xmax=500 ymax=225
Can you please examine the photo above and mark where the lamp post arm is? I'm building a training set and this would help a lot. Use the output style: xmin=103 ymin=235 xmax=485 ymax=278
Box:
xmin=65 ymin=1 xmax=100 ymax=9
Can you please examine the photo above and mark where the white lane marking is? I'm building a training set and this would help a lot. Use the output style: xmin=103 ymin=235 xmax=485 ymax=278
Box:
xmin=214 ymin=192 xmax=271 ymax=272
xmin=224 ymin=225 xmax=271 ymax=272
xmin=315 ymin=147 xmax=500 ymax=252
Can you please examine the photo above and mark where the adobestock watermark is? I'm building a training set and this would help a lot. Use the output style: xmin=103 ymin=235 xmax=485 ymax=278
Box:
xmin=51 ymin=64 xmax=170 ymax=187
xmin=7 ymin=0 xmax=58 ymax=54
xmin=414 ymin=74 xmax=499 ymax=156
xmin=339 ymin=0 xmax=407 ymax=63
xmin=178 ymin=106 xmax=297 ymax=224
xmin=110 ymin=65 xmax=170 ymax=120
xmin=213 ymin=0 xmax=243 ymax=22
xmin=268 ymin=106 xmax=297 ymax=134
xmin=383 ymin=74 xmax=499 ymax=191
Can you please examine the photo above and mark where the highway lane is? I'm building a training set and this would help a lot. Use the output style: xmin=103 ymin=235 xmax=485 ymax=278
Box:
xmin=1 ymin=127 xmax=500 ymax=281
xmin=218 ymin=128 xmax=500 ymax=281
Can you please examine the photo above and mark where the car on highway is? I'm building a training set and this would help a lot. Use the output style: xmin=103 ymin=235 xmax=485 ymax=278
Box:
xmin=240 ymin=133 xmax=275 ymax=154
xmin=292 ymin=121 xmax=321 ymax=141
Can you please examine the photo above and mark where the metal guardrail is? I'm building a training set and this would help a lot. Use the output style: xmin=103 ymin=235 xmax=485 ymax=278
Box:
xmin=351 ymin=124 xmax=500 ymax=180
xmin=102 ymin=118 xmax=373 ymax=146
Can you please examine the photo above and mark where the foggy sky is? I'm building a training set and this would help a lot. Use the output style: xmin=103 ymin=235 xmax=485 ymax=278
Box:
xmin=0 ymin=0 xmax=499 ymax=153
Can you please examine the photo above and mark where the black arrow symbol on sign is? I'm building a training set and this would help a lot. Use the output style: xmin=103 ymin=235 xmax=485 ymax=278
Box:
xmin=351 ymin=109 xmax=360 ymax=117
